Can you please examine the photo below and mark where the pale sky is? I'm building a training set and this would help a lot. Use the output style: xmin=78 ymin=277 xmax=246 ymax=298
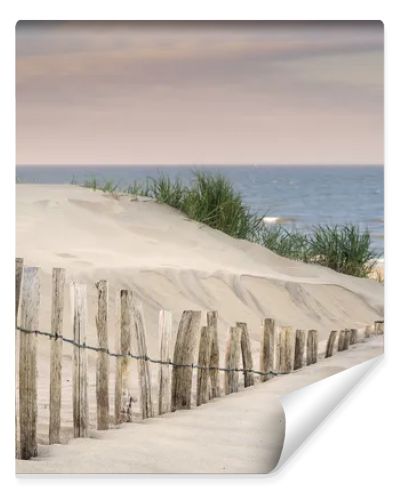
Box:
xmin=16 ymin=21 xmax=383 ymax=165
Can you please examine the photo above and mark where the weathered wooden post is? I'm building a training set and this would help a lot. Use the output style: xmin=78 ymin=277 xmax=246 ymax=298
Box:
xmin=197 ymin=326 xmax=211 ymax=406
xmin=225 ymin=326 xmax=241 ymax=394
xmin=171 ymin=310 xmax=201 ymax=411
xmin=158 ymin=310 xmax=172 ymax=415
xmin=343 ymin=329 xmax=351 ymax=350
xmin=49 ymin=268 xmax=65 ymax=444
xmin=115 ymin=290 xmax=133 ymax=424
xmin=15 ymin=257 xmax=24 ymax=458
xmin=72 ymin=283 xmax=88 ymax=438
xmin=260 ymin=318 xmax=275 ymax=381
xmin=375 ymin=321 xmax=384 ymax=335
xmin=278 ymin=326 xmax=295 ymax=373
xmin=306 ymin=329 xmax=318 ymax=365
xmin=19 ymin=267 xmax=40 ymax=459
xmin=207 ymin=311 xmax=220 ymax=398
xmin=237 ymin=322 xmax=254 ymax=387
xmin=364 ymin=324 xmax=374 ymax=338
xmin=338 ymin=330 xmax=345 ymax=351
xmin=350 ymin=328 xmax=358 ymax=345
xmin=133 ymin=302 xmax=153 ymax=419
xmin=15 ymin=258 xmax=24 ymax=324
xmin=95 ymin=280 xmax=109 ymax=430
xmin=294 ymin=329 xmax=306 ymax=370
xmin=325 ymin=330 xmax=338 ymax=358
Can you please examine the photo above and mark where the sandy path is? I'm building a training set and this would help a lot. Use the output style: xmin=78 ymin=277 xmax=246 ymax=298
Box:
xmin=17 ymin=337 xmax=383 ymax=474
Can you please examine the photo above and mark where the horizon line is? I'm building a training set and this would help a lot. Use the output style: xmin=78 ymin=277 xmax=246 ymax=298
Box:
xmin=16 ymin=163 xmax=384 ymax=168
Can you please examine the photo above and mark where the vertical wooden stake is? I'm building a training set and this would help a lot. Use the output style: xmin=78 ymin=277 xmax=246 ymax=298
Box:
xmin=338 ymin=330 xmax=345 ymax=351
xmin=237 ymin=322 xmax=254 ymax=387
xmin=350 ymin=328 xmax=358 ymax=345
xmin=171 ymin=310 xmax=201 ymax=411
xmin=279 ymin=326 xmax=295 ymax=373
xmin=15 ymin=257 xmax=24 ymax=458
xmin=306 ymin=329 xmax=318 ymax=365
xmin=19 ymin=267 xmax=40 ymax=460
xmin=158 ymin=310 xmax=172 ymax=415
xmin=72 ymin=283 xmax=88 ymax=438
xmin=133 ymin=302 xmax=153 ymax=419
xmin=15 ymin=258 xmax=24 ymax=324
xmin=115 ymin=290 xmax=133 ymax=424
xmin=343 ymin=329 xmax=351 ymax=350
xmin=224 ymin=326 xmax=241 ymax=395
xmin=375 ymin=321 xmax=384 ymax=335
xmin=207 ymin=311 xmax=220 ymax=398
xmin=364 ymin=324 xmax=374 ymax=338
xmin=294 ymin=329 xmax=306 ymax=370
xmin=325 ymin=330 xmax=338 ymax=358
xmin=49 ymin=268 xmax=65 ymax=444
xmin=95 ymin=280 xmax=109 ymax=430
xmin=260 ymin=318 xmax=275 ymax=381
xmin=197 ymin=326 xmax=211 ymax=406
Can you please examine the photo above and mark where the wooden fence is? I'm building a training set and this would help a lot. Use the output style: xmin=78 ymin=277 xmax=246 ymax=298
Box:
xmin=15 ymin=260 xmax=384 ymax=460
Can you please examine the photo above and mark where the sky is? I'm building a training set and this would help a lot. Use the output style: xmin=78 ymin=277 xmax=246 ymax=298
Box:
xmin=16 ymin=21 xmax=384 ymax=166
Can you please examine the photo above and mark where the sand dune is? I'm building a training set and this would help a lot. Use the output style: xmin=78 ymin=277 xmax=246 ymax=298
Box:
xmin=15 ymin=184 xmax=384 ymax=473
xmin=16 ymin=184 xmax=383 ymax=349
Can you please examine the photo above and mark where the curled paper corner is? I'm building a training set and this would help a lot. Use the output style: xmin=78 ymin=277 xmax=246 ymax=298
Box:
xmin=274 ymin=354 xmax=383 ymax=471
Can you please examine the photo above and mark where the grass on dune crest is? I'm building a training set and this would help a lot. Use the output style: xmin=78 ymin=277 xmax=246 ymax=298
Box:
xmin=308 ymin=224 xmax=378 ymax=278
xmin=79 ymin=172 xmax=380 ymax=278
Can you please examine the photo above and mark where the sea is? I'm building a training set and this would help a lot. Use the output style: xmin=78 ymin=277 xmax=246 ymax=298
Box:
xmin=16 ymin=165 xmax=384 ymax=256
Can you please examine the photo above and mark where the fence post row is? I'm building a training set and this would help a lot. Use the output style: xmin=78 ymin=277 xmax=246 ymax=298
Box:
xmin=171 ymin=310 xmax=201 ymax=411
xmin=72 ymin=283 xmax=88 ymax=438
xmin=133 ymin=302 xmax=153 ymax=419
xmin=158 ymin=310 xmax=172 ymax=415
xmin=49 ymin=268 xmax=65 ymax=444
xmin=19 ymin=267 xmax=40 ymax=460
xmin=96 ymin=280 xmax=109 ymax=430
xmin=15 ymin=262 xmax=384 ymax=461
xmin=197 ymin=326 xmax=211 ymax=406
xmin=207 ymin=311 xmax=220 ymax=399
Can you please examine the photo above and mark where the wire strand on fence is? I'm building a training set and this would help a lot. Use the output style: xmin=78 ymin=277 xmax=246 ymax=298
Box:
xmin=16 ymin=325 xmax=286 ymax=377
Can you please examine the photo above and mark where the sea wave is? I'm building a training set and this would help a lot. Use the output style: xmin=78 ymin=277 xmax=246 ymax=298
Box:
xmin=263 ymin=216 xmax=297 ymax=225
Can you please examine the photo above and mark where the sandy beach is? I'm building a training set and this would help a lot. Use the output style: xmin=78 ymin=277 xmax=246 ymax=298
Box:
xmin=15 ymin=184 xmax=384 ymax=473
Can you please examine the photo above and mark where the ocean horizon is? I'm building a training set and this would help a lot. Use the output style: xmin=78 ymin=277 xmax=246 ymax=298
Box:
xmin=16 ymin=164 xmax=384 ymax=255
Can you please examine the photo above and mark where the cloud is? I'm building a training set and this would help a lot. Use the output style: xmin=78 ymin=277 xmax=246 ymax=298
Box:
xmin=16 ymin=21 xmax=383 ymax=165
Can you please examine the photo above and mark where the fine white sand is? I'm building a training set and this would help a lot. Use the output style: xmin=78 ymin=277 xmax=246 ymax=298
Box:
xmin=15 ymin=184 xmax=384 ymax=473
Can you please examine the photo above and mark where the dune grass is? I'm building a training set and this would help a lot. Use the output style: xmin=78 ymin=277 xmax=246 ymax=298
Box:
xmin=259 ymin=225 xmax=311 ymax=262
xmin=80 ymin=172 xmax=379 ymax=278
xmin=307 ymin=224 xmax=378 ymax=277
xmin=181 ymin=173 xmax=264 ymax=239
xmin=81 ymin=177 xmax=119 ymax=193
